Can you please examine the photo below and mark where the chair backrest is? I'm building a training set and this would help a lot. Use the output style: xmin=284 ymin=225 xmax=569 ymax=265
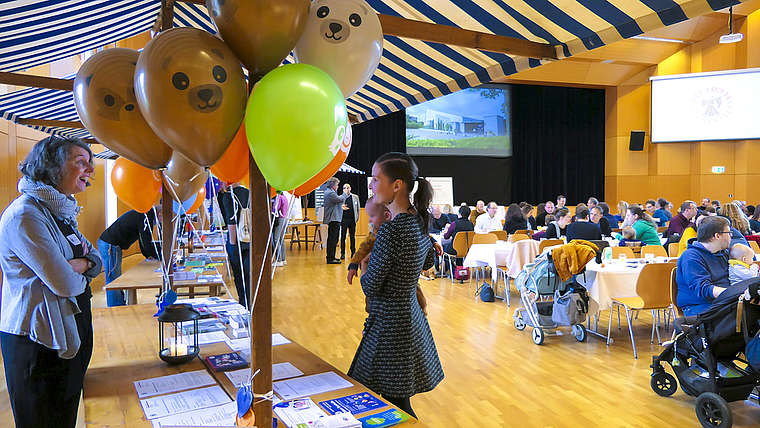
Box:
xmin=641 ymin=245 xmax=667 ymax=258
xmin=539 ymin=239 xmax=564 ymax=253
xmin=611 ymin=246 xmax=635 ymax=259
xmin=452 ymin=231 xmax=475 ymax=257
xmin=668 ymin=242 xmax=680 ymax=257
xmin=635 ymin=262 xmax=677 ymax=309
xmin=473 ymin=233 xmax=497 ymax=244
xmin=489 ymin=230 xmax=508 ymax=241
xmin=670 ymin=266 xmax=683 ymax=317
xmin=509 ymin=233 xmax=530 ymax=243
xmin=588 ymin=240 xmax=610 ymax=252
xmin=514 ymin=229 xmax=529 ymax=235
xmin=657 ymin=226 xmax=668 ymax=234
xmin=749 ymin=240 xmax=760 ymax=254
xmin=612 ymin=228 xmax=622 ymax=234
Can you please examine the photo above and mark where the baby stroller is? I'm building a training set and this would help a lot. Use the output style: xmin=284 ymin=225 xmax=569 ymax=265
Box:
xmin=650 ymin=279 xmax=760 ymax=428
xmin=512 ymin=241 xmax=597 ymax=345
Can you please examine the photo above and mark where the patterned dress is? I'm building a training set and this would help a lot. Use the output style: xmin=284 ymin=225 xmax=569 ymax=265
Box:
xmin=348 ymin=213 xmax=444 ymax=397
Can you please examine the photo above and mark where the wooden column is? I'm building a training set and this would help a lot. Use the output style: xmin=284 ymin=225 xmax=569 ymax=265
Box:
xmin=249 ymin=154 xmax=273 ymax=426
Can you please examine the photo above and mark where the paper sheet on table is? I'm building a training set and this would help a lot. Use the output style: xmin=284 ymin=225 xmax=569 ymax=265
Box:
xmin=225 ymin=338 xmax=250 ymax=352
xmin=150 ymin=402 xmax=237 ymax=427
xmin=274 ymin=398 xmax=328 ymax=428
xmin=140 ymin=385 xmax=231 ymax=420
xmin=134 ymin=370 xmax=216 ymax=398
xmin=273 ymin=333 xmax=291 ymax=346
xmin=197 ymin=331 xmax=230 ymax=345
xmin=173 ymin=271 xmax=196 ymax=281
xmin=225 ymin=363 xmax=304 ymax=388
xmin=273 ymin=372 xmax=353 ymax=401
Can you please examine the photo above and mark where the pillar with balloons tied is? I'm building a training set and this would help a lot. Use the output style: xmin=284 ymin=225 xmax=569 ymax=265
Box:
xmin=72 ymin=0 xmax=382 ymax=425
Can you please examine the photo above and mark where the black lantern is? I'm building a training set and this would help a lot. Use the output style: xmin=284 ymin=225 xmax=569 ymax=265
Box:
xmin=158 ymin=304 xmax=201 ymax=364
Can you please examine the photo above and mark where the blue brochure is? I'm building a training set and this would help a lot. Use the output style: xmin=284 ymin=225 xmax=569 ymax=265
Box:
xmin=319 ymin=392 xmax=388 ymax=415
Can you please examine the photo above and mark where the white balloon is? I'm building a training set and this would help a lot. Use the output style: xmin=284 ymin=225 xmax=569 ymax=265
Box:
xmin=292 ymin=0 xmax=383 ymax=98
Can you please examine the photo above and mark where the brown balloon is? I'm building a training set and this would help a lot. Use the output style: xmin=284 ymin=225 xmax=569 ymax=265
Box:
xmin=73 ymin=48 xmax=173 ymax=169
xmin=207 ymin=0 xmax=311 ymax=78
xmin=163 ymin=152 xmax=208 ymax=202
xmin=135 ymin=28 xmax=247 ymax=167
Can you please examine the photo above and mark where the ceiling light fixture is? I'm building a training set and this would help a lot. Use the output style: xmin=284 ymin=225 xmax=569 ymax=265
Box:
xmin=631 ymin=35 xmax=689 ymax=44
xmin=719 ymin=6 xmax=744 ymax=44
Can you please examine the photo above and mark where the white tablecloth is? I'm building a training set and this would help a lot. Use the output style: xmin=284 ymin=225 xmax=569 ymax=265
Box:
xmin=463 ymin=240 xmax=541 ymax=280
xmin=577 ymin=260 xmax=645 ymax=311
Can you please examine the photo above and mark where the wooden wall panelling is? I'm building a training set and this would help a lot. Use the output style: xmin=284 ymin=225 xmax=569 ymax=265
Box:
xmin=747 ymin=11 xmax=760 ymax=67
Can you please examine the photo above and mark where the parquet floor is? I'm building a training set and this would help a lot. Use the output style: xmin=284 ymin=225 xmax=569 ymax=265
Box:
xmin=1 ymin=249 xmax=759 ymax=427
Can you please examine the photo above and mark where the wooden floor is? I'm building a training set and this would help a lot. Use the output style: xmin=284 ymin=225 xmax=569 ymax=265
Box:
xmin=1 ymin=249 xmax=760 ymax=427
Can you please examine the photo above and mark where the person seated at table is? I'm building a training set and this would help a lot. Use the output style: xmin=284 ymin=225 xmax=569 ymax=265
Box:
xmin=545 ymin=208 xmax=571 ymax=239
xmin=502 ymin=203 xmax=528 ymax=235
xmin=723 ymin=202 xmax=751 ymax=236
xmin=98 ymin=206 xmax=162 ymax=307
xmin=556 ymin=194 xmax=566 ymax=210
xmin=475 ymin=202 xmax=501 ymax=233
xmin=676 ymin=216 xmax=730 ymax=316
xmin=429 ymin=205 xmax=451 ymax=234
xmin=728 ymin=244 xmax=759 ymax=286
xmin=566 ymin=206 xmax=602 ymax=242
xmin=618 ymin=226 xmax=642 ymax=247
xmin=469 ymin=200 xmax=486 ymax=224
xmin=598 ymin=202 xmax=618 ymax=228
xmin=589 ymin=206 xmax=612 ymax=236
xmin=665 ymin=200 xmax=697 ymax=239
xmin=699 ymin=197 xmax=711 ymax=211
xmin=443 ymin=205 xmax=475 ymax=258
xmin=750 ymin=208 xmax=760 ymax=234
xmin=442 ymin=204 xmax=458 ymax=223
xmin=615 ymin=200 xmax=629 ymax=226
xmin=653 ymin=197 xmax=672 ymax=227
xmin=645 ymin=199 xmax=658 ymax=222
xmin=615 ymin=206 xmax=661 ymax=246
xmin=522 ymin=203 xmax=537 ymax=230
xmin=536 ymin=201 xmax=554 ymax=227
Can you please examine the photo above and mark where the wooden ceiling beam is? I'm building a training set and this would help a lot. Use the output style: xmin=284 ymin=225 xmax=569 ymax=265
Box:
xmin=378 ymin=14 xmax=556 ymax=60
xmin=17 ymin=118 xmax=85 ymax=129
xmin=0 ymin=71 xmax=73 ymax=91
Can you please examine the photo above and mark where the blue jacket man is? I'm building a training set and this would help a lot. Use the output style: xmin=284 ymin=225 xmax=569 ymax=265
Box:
xmin=676 ymin=216 xmax=731 ymax=316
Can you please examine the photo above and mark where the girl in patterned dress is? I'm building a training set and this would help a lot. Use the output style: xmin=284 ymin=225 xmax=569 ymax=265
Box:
xmin=347 ymin=153 xmax=444 ymax=418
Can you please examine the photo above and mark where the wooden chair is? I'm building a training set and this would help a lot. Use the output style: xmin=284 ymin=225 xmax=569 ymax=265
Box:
xmin=611 ymin=246 xmax=635 ymax=259
xmin=749 ymin=240 xmax=760 ymax=254
xmin=539 ymin=239 xmax=564 ymax=253
xmin=657 ymin=226 xmax=668 ymax=234
xmin=514 ymin=229 xmax=529 ymax=235
xmin=641 ymin=246 xmax=667 ymax=258
xmin=670 ymin=267 xmax=683 ymax=317
xmin=489 ymin=230 xmax=508 ymax=241
xmin=509 ymin=233 xmax=530 ymax=243
xmin=612 ymin=228 xmax=622 ymax=234
xmin=607 ymin=262 xmax=677 ymax=359
xmin=473 ymin=233 xmax=497 ymax=244
xmin=443 ymin=231 xmax=475 ymax=283
xmin=668 ymin=242 xmax=680 ymax=257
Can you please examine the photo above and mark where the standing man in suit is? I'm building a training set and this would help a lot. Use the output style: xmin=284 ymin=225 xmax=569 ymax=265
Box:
xmin=340 ymin=183 xmax=360 ymax=260
xmin=323 ymin=177 xmax=348 ymax=264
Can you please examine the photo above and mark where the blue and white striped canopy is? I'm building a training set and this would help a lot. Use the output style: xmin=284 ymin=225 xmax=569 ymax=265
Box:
xmin=338 ymin=163 xmax=365 ymax=175
xmin=0 ymin=0 xmax=745 ymax=137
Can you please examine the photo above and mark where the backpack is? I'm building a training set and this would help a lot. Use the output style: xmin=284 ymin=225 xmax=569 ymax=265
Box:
xmin=478 ymin=283 xmax=495 ymax=302
xmin=454 ymin=266 xmax=470 ymax=281
xmin=237 ymin=206 xmax=251 ymax=243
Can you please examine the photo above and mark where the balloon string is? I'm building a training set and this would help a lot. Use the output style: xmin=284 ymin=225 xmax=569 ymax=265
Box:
xmin=229 ymin=189 xmax=250 ymax=311
xmin=248 ymin=182 xmax=276 ymax=333
xmin=146 ymin=209 xmax=170 ymax=287
xmin=180 ymin=207 xmax=235 ymax=301
xmin=206 ymin=176 xmax=234 ymax=281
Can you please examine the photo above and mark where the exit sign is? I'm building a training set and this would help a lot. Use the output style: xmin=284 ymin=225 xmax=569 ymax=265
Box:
xmin=712 ymin=166 xmax=726 ymax=173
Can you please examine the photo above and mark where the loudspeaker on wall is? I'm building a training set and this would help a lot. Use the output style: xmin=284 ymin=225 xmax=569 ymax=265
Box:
xmin=629 ymin=130 xmax=645 ymax=151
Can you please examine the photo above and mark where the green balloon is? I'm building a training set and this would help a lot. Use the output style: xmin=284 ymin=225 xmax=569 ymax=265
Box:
xmin=245 ymin=63 xmax=348 ymax=191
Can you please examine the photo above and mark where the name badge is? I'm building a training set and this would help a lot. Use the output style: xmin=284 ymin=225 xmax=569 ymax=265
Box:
xmin=66 ymin=234 xmax=81 ymax=246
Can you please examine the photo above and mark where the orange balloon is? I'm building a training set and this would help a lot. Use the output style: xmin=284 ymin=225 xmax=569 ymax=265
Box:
xmin=293 ymin=121 xmax=352 ymax=197
xmin=111 ymin=157 xmax=162 ymax=213
xmin=210 ymin=124 xmax=249 ymax=183
xmin=187 ymin=186 xmax=206 ymax=213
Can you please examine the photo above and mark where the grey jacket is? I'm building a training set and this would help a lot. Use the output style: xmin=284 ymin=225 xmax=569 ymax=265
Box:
xmin=323 ymin=188 xmax=348 ymax=224
xmin=0 ymin=194 xmax=102 ymax=358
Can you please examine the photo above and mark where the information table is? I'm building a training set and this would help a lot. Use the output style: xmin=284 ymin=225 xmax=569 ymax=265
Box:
xmin=84 ymin=304 xmax=424 ymax=427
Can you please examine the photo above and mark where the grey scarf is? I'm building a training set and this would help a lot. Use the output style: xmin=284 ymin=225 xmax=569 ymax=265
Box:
xmin=18 ymin=177 xmax=81 ymax=226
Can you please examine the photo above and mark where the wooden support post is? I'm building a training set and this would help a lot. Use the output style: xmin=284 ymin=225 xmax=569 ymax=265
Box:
xmin=162 ymin=183 xmax=174 ymax=291
xmin=249 ymin=154 xmax=273 ymax=426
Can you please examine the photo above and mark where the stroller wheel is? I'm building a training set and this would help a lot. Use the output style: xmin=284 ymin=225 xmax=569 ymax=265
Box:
xmin=532 ymin=327 xmax=545 ymax=345
xmin=572 ymin=324 xmax=587 ymax=342
xmin=650 ymin=372 xmax=677 ymax=397
xmin=514 ymin=316 xmax=526 ymax=331
xmin=695 ymin=392 xmax=732 ymax=428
